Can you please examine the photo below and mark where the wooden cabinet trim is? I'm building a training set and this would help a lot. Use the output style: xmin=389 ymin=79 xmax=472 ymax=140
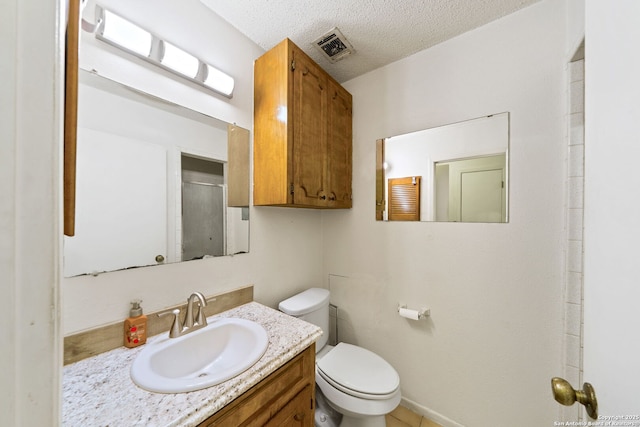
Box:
xmin=64 ymin=0 xmax=80 ymax=236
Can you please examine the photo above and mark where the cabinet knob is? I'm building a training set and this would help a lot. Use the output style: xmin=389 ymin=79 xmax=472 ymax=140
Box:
xmin=293 ymin=413 xmax=305 ymax=421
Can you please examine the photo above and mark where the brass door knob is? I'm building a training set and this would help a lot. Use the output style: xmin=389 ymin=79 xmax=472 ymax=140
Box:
xmin=551 ymin=377 xmax=598 ymax=419
xmin=155 ymin=255 xmax=165 ymax=263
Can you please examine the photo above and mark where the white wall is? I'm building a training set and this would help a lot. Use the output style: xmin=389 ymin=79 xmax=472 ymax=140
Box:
xmin=0 ymin=0 xmax=62 ymax=425
xmin=567 ymin=0 xmax=586 ymax=55
xmin=325 ymin=1 xmax=568 ymax=426
xmin=63 ymin=0 xmax=324 ymax=334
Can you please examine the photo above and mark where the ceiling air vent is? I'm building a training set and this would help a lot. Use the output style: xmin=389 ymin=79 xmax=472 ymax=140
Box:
xmin=313 ymin=27 xmax=355 ymax=63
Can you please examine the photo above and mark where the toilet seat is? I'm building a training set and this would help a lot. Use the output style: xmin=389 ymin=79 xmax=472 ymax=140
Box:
xmin=316 ymin=343 xmax=400 ymax=400
xmin=316 ymin=369 xmax=401 ymax=419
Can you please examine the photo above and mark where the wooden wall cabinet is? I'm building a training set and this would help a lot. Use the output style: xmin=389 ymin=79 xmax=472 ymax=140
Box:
xmin=254 ymin=38 xmax=352 ymax=209
xmin=198 ymin=344 xmax=315 ymax=426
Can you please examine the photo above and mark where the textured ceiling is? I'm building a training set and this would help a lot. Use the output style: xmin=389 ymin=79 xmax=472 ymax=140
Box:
xmin=201 ymin=0 xmax=541 ymax=83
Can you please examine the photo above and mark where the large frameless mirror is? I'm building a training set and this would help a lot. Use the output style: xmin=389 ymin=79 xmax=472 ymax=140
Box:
xmin=63 ymin=70 xmax=249 ymax=277
xmin=376 ymin=112 xmax=509 ymax=222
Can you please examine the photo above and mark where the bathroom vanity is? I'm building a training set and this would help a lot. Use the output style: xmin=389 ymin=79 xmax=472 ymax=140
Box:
xmin=62 ymin=302 xmax=321 ymax=426
xmin=199 ymin=344 xmax=315 ymax=426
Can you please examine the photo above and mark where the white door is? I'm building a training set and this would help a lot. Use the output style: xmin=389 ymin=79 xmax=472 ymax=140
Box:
xmin=582 ymin=0 xmax=640 ymax=420
xmin=446 ymin=154 xmax=506 ymax=223
xmin=460 ymin=168 xmax=504 ymax=222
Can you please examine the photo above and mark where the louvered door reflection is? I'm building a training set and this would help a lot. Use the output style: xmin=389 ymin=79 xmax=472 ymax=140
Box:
xmin=388 ymin=176 xmax=421 ymax=221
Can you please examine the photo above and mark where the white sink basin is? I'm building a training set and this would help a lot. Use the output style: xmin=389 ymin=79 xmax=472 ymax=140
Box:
xmin=131 ymin=317 xmax=269 ymax=393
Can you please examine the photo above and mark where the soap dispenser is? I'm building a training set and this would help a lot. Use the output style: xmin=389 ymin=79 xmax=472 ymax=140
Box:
xmin=124 ymin=300 xmax=147 ymax=348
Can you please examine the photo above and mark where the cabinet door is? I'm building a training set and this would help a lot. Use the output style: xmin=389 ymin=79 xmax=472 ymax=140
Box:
xmin=198 ymin=345 xmax=315 ymax=427
xmin=265 ymin=385 xmax=313 ymax=427
xmin=253 ymin=39 xmax=292 ymax=206
xmin=292 ymin=50 xmax=327 ymax=206
xmin=326 ymin=79 xmax=353 ymax=208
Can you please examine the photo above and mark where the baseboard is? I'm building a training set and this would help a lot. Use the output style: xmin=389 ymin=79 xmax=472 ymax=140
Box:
xmin=400 ymin=396 xmax=466 ymax=427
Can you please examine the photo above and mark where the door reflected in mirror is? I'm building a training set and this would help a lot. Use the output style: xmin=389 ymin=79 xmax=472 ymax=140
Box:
xmin=376 ymin=112 xmax=509 ymax=223
xmin=63 ymin=70 xmax=249 ymax=277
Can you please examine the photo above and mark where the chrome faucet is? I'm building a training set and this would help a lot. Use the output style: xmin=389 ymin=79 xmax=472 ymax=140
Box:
xmin=157 ymin=292 xmax=215 ymax=338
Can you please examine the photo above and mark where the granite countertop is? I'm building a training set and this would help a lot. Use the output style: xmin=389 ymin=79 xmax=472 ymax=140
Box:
xmin=63 ymin=302 xmax=322 ymax=427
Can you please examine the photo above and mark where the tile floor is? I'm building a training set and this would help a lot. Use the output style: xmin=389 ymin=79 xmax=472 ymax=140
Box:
xmin=386 ymin=405 xmax=443 ymax=427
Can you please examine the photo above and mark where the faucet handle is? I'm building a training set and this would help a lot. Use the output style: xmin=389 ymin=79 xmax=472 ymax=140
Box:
xmin=157 ymin=308 xmax=182 ymax=338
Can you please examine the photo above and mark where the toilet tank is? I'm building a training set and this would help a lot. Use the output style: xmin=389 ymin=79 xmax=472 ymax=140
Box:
xmin=278 ymin=288 xmax=330 ymax=351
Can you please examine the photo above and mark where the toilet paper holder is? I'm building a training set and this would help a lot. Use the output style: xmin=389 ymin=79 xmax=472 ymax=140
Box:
xmin=397 ymin=304 xmax=430 ymax=320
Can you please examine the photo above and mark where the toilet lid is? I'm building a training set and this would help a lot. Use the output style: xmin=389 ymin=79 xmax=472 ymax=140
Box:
xmin=316 ymin=343 xmax=399 ymax=397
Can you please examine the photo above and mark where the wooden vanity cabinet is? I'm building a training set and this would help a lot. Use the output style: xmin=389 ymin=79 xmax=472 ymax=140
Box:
xmin=254 ymin=38 xmax=352 ymax=209
xmin=198 ymin=344 xmax=315 ymax=427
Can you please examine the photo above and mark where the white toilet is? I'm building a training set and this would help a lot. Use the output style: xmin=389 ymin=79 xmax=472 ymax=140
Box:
xmin=279 ymin=288 xmax=401 ymax=427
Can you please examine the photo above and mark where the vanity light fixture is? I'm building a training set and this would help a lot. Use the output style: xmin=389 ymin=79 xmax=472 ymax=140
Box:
xmin=160 ymin=41 xmax=200 ymax=78
xmin=203 ymin=64 xmax=235 ymax=97
xmin=94 ymin=6 xmax=234 ymax=98
xmin=99 ymin=9 xmax=152 ymax=57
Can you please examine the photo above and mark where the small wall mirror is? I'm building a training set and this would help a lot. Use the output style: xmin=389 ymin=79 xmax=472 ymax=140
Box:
xmin=376 ymin=113 xmax=509 ymax=222
xmin=63 ymin=70 xmax=250 ymax=277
